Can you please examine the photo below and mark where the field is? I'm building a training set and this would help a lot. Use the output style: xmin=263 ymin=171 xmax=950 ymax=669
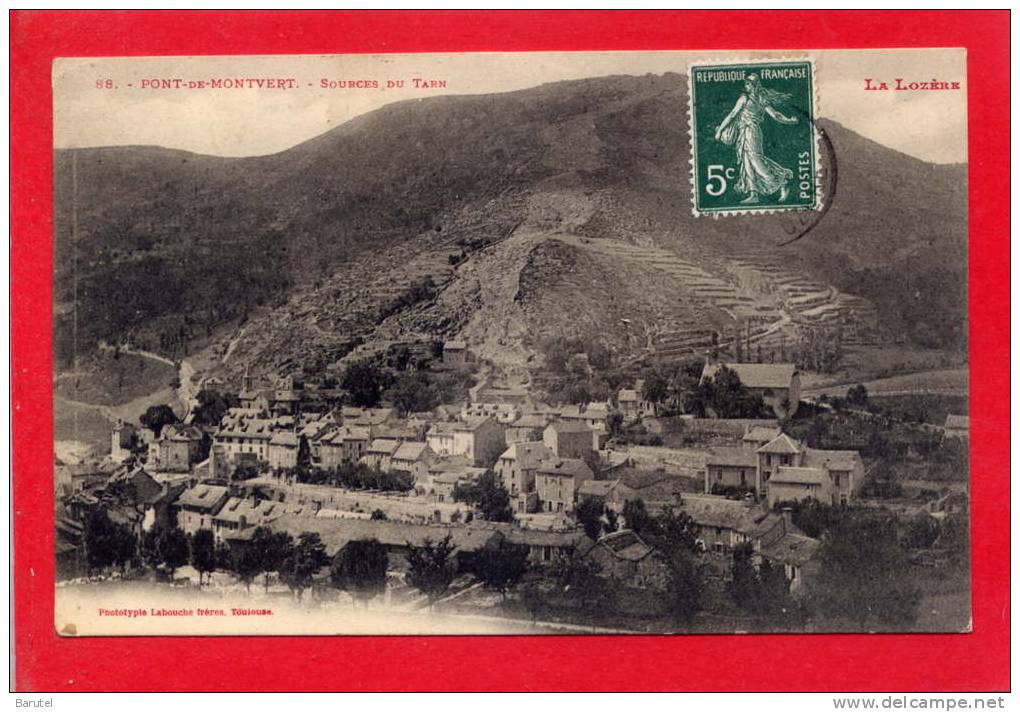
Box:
xmin=801 ymin=368 xmax=968 ymax=399
xmin=54 ymin=398 xmax=113 ymax=458
xmin=54 ymin=352 xmax=177 ymax=407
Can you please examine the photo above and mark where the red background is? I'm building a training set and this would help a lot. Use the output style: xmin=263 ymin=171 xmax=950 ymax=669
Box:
xmin=11 ymin=10 xmax=1010 ymax=692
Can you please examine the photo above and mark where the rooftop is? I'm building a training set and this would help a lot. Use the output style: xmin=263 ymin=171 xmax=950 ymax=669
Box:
xmin=268 ymin=515 xmax=500 ymax=556
xmin=393 ymin=441 xmax=431 ymax=462
xmin=802 ymin=448 xmax=862 ymax=472
xmin=758 ymin=433 xmax=804 ymax=455
xmin=173 ymin=484 xmax=229 ymax=511
xmin=706 ymin=446 xmax=758 ymax=468
xmin=367 ymin=438 xmax=401 ymax=455
xmin=596 ymin=529 xmax=655 ymax=562
xmin=537 ymin=457 xmax=593 ymax=479
xmin=770 ymin=466 xmax=828 ymax=486
xmin=761 ymin=532 xmax=821 ymax=566
xmin=676 ymin=494 xmax=758 ymax=532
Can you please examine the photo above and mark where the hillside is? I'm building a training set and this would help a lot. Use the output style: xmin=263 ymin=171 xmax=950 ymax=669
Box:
xmin=53 ymin=73 xmax=967 ymax=383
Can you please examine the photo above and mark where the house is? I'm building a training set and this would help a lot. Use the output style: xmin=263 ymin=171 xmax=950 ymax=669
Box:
xmin=542 ymin=421 xmax=593 ymax=460
xmin=944 ymin=414 xmax=970 ymax=441
xmin=271 ymin=389 xmax=301 ymax=416
xmin=442 ymin=340 xmax=470 ymax=367
xmin=462 ymin=402 xmax=520 ymax=424
xmin=742 ymin=425 xmax=782 ymax=450
xmin=767 ymin=467 xmax=832 ymax=507
xmin=755 ymin=433 xmax=864 ymax=506
xmin=268 ymin=515 xmax=501 ymax=571
xmin=617 ymin=387 xmax=655 ymax=422
xmin=505 ymin=413 xmax=553 ymax=445
xmin=495 ymin=441 xmax=550 ymax=513
xmin=535 ymin=457 xmax=594 ymax=513
xmin=212 ymin=496 xmax=286 ymax=543
xmin=105 ymin=465 xmax=164 ymax=509
xmin=214 ymin=417 xmax=275 ymax=463
xmin=173 ymin=484 xmax=229 ymax=535
xmin=757 ymin=509 xmax=822 ymax=594
xmin=675 ymin=495 xmax=820 ymax=590
xmin=577 ymin=479 xmax=637 ymax=516
xmin=421 ymin=456 xmax=486 ymax=500
xmin=110 ymin=419 xmax=136 ymax=463
xmin=298 ymin=417 xmax=336 ymax=468
xmin=676 ymin=494 xmax=764 ymax=554
xmin=319 ymin=425 xmax=371 ymax=470
xmin=390 ymin=442 xmax=435 ymax=483
xmin=801 ymin=449 xmax=865 ymax=506
xmin=344 ymin=407 xmax=400 ymax=438
xmin=150 ymin=424 xmax=205 ymax=472
xmin=560 ymin=402 xmax=611 ymax=432
xmin=700 ymin=362 xmax=801 ymax=418
xmin=425 ymin=416 xmax=505 ymax=467
xmin=361 ymin=438 xmax=401 ymax=471
xmin=756 ymin=432 xmax=806 ymax=485
xmin=704 ymin=446 xmax=761 ymax=495
xmin=586 ymin=530 xmax=669 ymax=590
xmin=502 ymin=528 xmax=591 ymax=566
xmin=267 ymin=431 xmax=300 ymax=470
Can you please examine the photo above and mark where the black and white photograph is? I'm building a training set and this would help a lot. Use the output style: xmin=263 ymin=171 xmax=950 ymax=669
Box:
xmin=51 ymin=49 xmax=970 ymax=636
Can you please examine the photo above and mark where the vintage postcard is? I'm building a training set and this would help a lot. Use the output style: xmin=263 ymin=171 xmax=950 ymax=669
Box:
xmin=52 ymin=49 xmax=969 ymax=636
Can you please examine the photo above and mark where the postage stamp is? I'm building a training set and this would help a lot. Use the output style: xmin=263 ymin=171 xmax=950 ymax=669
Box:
xmin=688 ymin=59 xmax=819 ymax=215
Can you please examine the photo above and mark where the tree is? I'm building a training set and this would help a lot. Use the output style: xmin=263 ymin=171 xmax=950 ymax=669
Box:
xmin=330 ymin=539 xmax=389 ymax=605
xmin=806 ymin=511 xmax=921 ymax=629
xmin=159 ymin=526 xmax=189 ymax=575
xmin=606 ymin=411 xmax=624 ymax=437
xmin=903 ymin=514 xmax=941 ymax=550
xmin=454 ymin=471 xmax=513 ymax=522
xmin=473 ymin=540 xmax=531 ymax=600
xmin=641 ymin=371 xmax=669 ymax=405
xmin=604 ymin=509 xmax=619 ymax=534
xmin=756 ymin=559 xmax=794 ymax=617
xmin=341 ymin=360 xmax=387 ymax=408
xmin=551 ymin=546 xmax=614 ymax=612
xmin=250 ymin=527 xmax=293 ymax=593
xmin=622 ymin=498 xmax=655 ymax=536
xmin=370 ymin=509 xmax=388 ymax=521
xmin=520 ymin=580 xmax=550 ymax=622
xmin=190 ymin=529 xmax=217 ymax=586
xmin=729 ymin=542 xmax=759 ymax=611
xmin=846 ymin=384 xmax=869 ymax=409
xmin=191 ymin=389 xmax=239 ymax=427
xmin=224 ymin=539 xmax=264 ymax=594
xmin=139 ymin=404 xmax=179 ymax=438
xmin=701 ymin=365 xmax=769 ymax=419
xmin=648 ymin=504 xmax=705 ymax=624
xmin=663 ymin=548 xmax=704 ymax=624
xmin=385 ymin=371 xmax=438 ymax=414
xmin=83 ymin=509 xmax=136 ymax=575
xmin=576 ymin=497 xmax=605 ymax=541
xmin=406 ymin=535 xmax=456 ymax=606
xmin=280 ymin=532 xmax=329 ymax=601
xmin=296 ymin=435 xmax=312 ymax=471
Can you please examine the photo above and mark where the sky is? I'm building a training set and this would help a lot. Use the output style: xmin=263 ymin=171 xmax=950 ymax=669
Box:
xmin=53 ymin=49 xmax=968 ymax=164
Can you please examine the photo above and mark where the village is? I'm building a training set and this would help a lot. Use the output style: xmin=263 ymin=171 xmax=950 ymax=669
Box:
xmin=55 ymin=338 xmax=971 ymax=632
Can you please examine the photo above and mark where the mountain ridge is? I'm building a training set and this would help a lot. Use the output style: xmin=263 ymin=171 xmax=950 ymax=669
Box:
xmin=53 ymin=72 xmax=967 ymax=380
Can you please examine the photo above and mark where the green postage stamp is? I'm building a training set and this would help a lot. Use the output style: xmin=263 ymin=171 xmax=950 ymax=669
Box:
xmin=688 ymin=59 xmax=819 ymax=215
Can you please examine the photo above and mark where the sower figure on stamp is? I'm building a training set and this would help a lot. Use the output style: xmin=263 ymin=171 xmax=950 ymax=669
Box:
xmin=714 ymin=73 xmax=799 ymax=204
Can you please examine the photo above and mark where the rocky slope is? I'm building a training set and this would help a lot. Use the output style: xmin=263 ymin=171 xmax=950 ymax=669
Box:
xmin=53 ymin=73 xmax=968 ymax=382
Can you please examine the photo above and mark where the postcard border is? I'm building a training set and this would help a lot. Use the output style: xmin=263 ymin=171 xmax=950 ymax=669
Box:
xmin=12 ymin=9 xmax=1009 ymax=692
